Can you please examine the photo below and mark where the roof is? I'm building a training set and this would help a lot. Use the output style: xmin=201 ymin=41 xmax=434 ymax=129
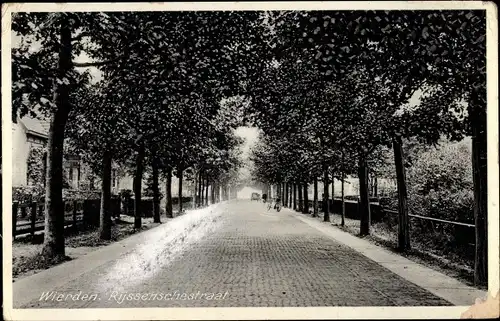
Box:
xmin=20 ymin=115 xmax=50 ymax=138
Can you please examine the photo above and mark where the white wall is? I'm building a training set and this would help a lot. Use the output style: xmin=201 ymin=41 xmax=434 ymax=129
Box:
xmin=12 ymin=123 xmax=29 ymax=186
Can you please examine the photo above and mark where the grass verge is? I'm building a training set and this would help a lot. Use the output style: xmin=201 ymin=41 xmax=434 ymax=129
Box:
xmin=305 ymin=210 xmax=485 ymax=290
xmin=12 ymin=215 xmax=164 ymax=281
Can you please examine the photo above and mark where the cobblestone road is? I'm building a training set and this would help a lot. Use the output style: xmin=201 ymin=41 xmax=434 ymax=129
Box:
xmin=20 ymin=200 xmax=452 ymax=308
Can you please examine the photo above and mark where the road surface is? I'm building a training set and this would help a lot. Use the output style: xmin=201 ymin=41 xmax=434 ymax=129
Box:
xmin=17 ymin=200 xmax=451 ymax=308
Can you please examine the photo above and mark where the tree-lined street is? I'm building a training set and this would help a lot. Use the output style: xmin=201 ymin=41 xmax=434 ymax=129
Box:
xmin=16 ymin=200 xmax=483 ymax=308
xmin=9 ymin=7 xmax=491 ymax=310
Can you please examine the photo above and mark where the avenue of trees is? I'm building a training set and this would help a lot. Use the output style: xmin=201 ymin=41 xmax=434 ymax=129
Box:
xmin=12 ymin=11 xmax=258 ymax=259
xmin=12 ymin=10 xmax=487 ymax=286
xmin=247 ymin=11 xmax=487 ymax=286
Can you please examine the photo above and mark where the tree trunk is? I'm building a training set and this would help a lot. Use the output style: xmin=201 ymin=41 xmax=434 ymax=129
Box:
xmin=303 ymin=184 xmax=309 ymax=214
xmin=285 ymin=183 xmax=289 ymax=207
xmin=323 ymin=167 xmax=330 ymax=222
xmin=204 ymin=175 xmax=209 ymax=206
xmin=289 ymin=183 xmax=292 ymax=208
xmin=198 ymin=170 xmax=203 ymax=207
xmin=358 ymin=156 xmax=371 ymax=236
xmin=41 ymin=16 xmax=72 ymax=259
xmin=293 ymin=184 xmax=297 ymax=210
xmin=99 ymin=150 xmax=112 ymax=240
xmin=288 ymin=182 xmax=292 ymax=207
xmin=178 ymin=167 xmax=183 ymax=213
xmin=152 ymin=159 xmax=161 ymax=223
xmin=202 ymin=176 xmax=206 ymax=205
xmin=284 ymin=184 xmax=287 ymax=206
xmin=165 ymin=167 xmax=173 ymax=218
xmin=470 ymin=87 xmax=487 ymax=286
xmin=133 ymin=144 xmax=145 ymax=229
xmin=298 ymin=183 xmax=303 ymax=212
xmin=193 ymin=170 xmax=198 ymax=209
xmin=393 ymin=136 xmax=410 ymax=252
xmin=211 ymin=181 xmax=216 ymax=204
xmin=331 ymin=172 xmax=335 ymax=199
xmin=313 ymin=177 xmax=318 ymax=217
xmin=286 ymin=184 xmax=289 ymax=206
xmin=341 ymin=170 xmax=346 ymax=227
xmin=332 ymin=172 xmax=335 ymax=199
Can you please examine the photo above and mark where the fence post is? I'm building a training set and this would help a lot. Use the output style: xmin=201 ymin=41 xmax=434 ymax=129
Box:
xmin=82 ymin=200 xmax=89 ymax=227
xmin=21 ymin=205 xmax=27 ymax=218
xmin=73 ymin=200 xmax=78 ymax=231
xmin=30 ymin=202 xmax=37 ymax=238
xmin=12 ymin=202 xmax=19 ymax=240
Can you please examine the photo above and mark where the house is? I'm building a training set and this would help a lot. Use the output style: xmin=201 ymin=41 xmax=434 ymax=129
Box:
xmin=12 ymin=115 xmax=103 ymax=190
xmin=12 ymin=114 xmax=192 ymax=202
xmin=12 ymin=115 xmax=50 ymax=187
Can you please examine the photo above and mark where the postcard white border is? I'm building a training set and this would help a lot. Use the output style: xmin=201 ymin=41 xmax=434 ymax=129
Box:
xmin=2 ymin=1 xmax=498 ymax=320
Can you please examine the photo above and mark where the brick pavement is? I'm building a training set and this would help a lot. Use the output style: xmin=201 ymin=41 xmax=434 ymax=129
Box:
xmin=17 ymin=200 xmax=452 ymax=308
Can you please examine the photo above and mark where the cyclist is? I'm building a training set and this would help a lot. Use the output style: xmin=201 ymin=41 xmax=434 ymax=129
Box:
xmin=262 ymin=193 xmax=268 ymax=203
xmin=273 ymin=196 xmax=282 ymax=211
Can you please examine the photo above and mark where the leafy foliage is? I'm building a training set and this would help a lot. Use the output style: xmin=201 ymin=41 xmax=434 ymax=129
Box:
xmin=11 ymin=10 xmax=486 ymax=280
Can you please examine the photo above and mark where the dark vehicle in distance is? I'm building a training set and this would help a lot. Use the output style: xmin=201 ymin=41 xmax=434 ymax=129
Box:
xmin=251 ymin=193 xmax=260 ymax=201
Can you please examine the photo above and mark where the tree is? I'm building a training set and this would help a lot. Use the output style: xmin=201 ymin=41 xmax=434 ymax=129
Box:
xmin=12 ymin=12 xmax=135 ymax=258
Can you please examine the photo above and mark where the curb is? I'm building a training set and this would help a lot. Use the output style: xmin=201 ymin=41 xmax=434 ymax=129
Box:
xmin=284 ymin=207 xmax=487 ymax=306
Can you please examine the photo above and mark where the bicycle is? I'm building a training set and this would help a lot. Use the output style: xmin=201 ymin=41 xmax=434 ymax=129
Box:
xmin=267 ymin=198 xmax=282 ymax=212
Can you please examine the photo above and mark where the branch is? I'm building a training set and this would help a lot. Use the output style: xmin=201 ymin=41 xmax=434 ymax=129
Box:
xmin=71 ymin=31 xmax=92 ymax=43
xmin=72 ymin=59 xmax=117 ymax=68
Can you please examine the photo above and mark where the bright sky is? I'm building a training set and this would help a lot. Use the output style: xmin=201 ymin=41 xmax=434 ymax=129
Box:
xmin=11 ymin=31 xmax=103 ymax=83
xmin=235 ymin=126 xmax=260 ymax=157
xmin=234 ymin=126 xmax=260 ymax=182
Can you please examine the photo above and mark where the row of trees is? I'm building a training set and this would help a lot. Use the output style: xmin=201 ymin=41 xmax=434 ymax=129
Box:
xmin=12 ymin=12 xmax=256 ymax=260
xmin=247 ymin=11 xmax=487 ymax=286
xmin=11 ymin=10 xmax=488 ymax=286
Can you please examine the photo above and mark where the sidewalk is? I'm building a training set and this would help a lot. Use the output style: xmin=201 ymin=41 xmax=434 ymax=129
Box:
xmin=12 ymin=203 xmax=225 ymax=308
xmin=288 ymin=208 xmax=487 ymax=306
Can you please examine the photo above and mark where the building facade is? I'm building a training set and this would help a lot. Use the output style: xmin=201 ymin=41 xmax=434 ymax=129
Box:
xmin=13 ymin=115 xmax=92 ymax=190
xmin=12 ymin=115 xmax=193 ymax=202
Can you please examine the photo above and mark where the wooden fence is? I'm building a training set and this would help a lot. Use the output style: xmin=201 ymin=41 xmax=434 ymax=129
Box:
xmin=12 ymin=196 xmax=193 ymax=239
xmin=301 ymin=199 xmax=474 ymax=228
xmin=297 ymin=198 xmax=475 ymax=252
xmin=12 ymin=200 xmax=86 ymax=239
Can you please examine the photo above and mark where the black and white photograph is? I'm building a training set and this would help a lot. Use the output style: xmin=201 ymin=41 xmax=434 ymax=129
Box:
xmin=1 ymin=1 xmax=498 ymax=320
